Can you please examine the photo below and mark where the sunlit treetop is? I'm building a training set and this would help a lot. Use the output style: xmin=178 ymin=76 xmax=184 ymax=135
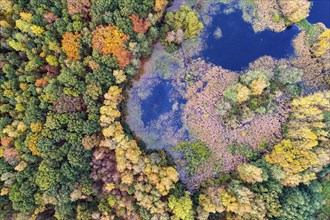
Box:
xmin=92 ymin=25 xmax=132 ymax=69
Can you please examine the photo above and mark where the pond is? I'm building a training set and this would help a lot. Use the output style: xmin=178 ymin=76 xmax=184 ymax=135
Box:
xmin=140 ymin=80 xmax=174 ymax=125
xmin=308 ymin=0 xmax=330 ymax=28
xmin=126 ymin=63 xmax=190 ymax=152
xmin=201 ymin=9 xmax=300 ymax=71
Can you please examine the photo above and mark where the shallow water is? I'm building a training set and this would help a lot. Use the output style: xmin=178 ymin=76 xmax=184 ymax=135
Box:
xmin=201 ymin=9 xmax=300 ymax=71
xmin=308 ymin=0 xmax=330 ymax=28
xmin=141 ymin=80 xmax=173 ymax=125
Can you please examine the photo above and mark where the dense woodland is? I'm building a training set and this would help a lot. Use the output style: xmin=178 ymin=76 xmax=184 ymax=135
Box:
xmin=0 ymin=0 xmax=329 ymax=219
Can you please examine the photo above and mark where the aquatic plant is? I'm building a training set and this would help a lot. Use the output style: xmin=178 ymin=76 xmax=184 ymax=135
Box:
xmin=218 ymin=63 xmax=303 ymax=128
xmin=182 ymin=60 xmax=283 ymax=177
xmin=238 ymin=0 xmax=287 ymax=32
xmin=292 ymin=30 xmax=330 ymax=87
xmin=213 ymin=27 xmax=222 ymax=39
xmin=227 ymin=142 xmax=260 ymax=161
xmin=234 ymin=0 xmax=311 ymax=32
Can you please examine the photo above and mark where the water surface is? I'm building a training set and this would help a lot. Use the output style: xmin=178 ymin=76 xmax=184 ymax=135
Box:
xmin=308 ymin=0 xmax=330 ymax=28
xmin=141 ymin=80 xmax=173 ymax=125
xmin=201 ymin=10 xmax=300 ymax=71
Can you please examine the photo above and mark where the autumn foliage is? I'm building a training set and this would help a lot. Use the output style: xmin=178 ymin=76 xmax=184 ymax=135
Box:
xmin=312 ymin=29 xmax=330 ymax=57
xmin=237 ymin=163 xmax=263 ymax=184
xmin=67 ymin=0 xmax=91 ymax=16
xmin=92 ymin=25 xmax=132 ymax=69
xmin=35 ymin=77 xmax=48 ymax=87
xmin=61 ymin=32 xmax=82 ymax=61
xmin=153 ymin=0 xmax=168 ymax=12
xmin=278 ymin=0 xmax=311 ymax=23
xmin=97 ymin=86 xmax=179 ymax=217
xmin=266 ymin=91 xmax=330 ymax=186
xmin=43 ymin=12 xmax=58 ymax=23
xmin=129 ymin=14 xmax=151 ymax=34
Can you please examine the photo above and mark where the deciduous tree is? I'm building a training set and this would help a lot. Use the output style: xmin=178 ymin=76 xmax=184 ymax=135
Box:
xmin=67 ymin=0 xmax=91 ymax=16
xmin=129 ymin=14 xmax=151 ymax=34
xmin=278 ymin=0 xmax=311 ymax=23
xmin=92 ymin=25 xmax=131 ymax=68
xmin=237 ymin=163 xmax=264 ymax=184
xmin=62 ymin=32 xmax=82 ymax=61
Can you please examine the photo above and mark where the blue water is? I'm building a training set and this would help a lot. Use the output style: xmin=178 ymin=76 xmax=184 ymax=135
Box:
xmin=141 ymin=80 xmax=174 ymax=125
xmin=308 ymin=0 xmax=330 ymax=28
xmin=201 ymin=10 xmax=300 ymax=71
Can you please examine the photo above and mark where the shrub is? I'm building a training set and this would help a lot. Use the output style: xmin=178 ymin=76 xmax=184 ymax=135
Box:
xmin=172 ymin=141 xmax=211 ymax=176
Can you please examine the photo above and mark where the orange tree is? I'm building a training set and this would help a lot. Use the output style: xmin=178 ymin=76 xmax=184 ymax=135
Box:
xmin=92 ymin=25 xmax=132 ymax=69
xmin=129 ymin=14 xmax=151 ymax=34
xmin=61 ymin=32 xmax=82 ymax=61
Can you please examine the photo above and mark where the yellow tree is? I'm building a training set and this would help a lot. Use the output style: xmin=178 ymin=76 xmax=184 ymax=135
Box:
xmin=237 ymin=163 xmax=263 ymax=184
xmin=0 ymin=0 xmax=11 ymax=13
xmin=278 ymin=0 xmax=311 ymax=23
xmin=266 ymin=91 xmax=330 ymax=186
xmin=312 ymin=29 xmax=330 ymax=57
xmin=237 ymin=83 xmax=251 ymax=103
xmin=168 ymin=192 xmax=194 ymax=220
xmin=154 ymin=0 xmax=168 ymax=12
xmin=250 ymin=78 xmax=268 ymax=96
xmin=98 ymin=86 xmax=179 ymax=218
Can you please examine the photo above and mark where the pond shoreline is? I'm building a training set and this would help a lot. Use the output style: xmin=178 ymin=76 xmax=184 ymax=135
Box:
xmin=124 ymin=0 xmax=330 ymax=188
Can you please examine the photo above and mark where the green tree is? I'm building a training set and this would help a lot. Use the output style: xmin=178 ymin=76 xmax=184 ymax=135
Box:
xmin=9 ymin=167 xmax=38 ymax=213
xmin=279 ymin=181 xmax=325 ymax=220
xmin=163 ymin=6 xmax=204 ymax=39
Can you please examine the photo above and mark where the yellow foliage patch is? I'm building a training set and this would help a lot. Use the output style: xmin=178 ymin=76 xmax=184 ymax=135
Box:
xmin=19 ymin=12 xmax=32 ymax=22
xmin=98 ymin=85 xmax=179 ymax=215
xmin=154 ymin=0 xmax=168 ymax=12
xmin=113 ymin=70 xmax=127 ymax=84
xmin=28 ymin=133 xmax=41 ymax=156
xmin=250 ymin=78 xmax=268 ymax=95
xmin=236 ymin=83 xmax=251 ymax=103
xmin=30 ymin=25 xmax=45 ymax=36
xmin=312 ymin=29 xmax=330 ymax=57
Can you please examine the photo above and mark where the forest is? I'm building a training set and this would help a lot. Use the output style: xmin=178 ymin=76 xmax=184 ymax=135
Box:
xmin=0 ymin=0 xmax=329 ymax=219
